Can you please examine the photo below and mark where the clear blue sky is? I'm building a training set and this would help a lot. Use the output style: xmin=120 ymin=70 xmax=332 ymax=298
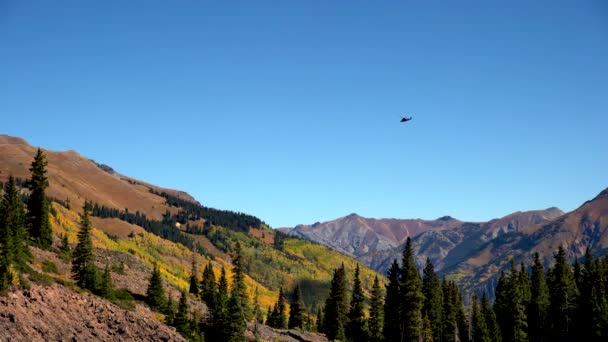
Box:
xmin=1 ymin=1 xmax=607 ymax=227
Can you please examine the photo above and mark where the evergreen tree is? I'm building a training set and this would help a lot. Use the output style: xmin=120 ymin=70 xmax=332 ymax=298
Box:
xmin=201 ymin=261 xmax=216 ymax=309
xmin=323 ymin=263 xmax=348 ymax=341
xmin=231 ymin=241 xmax=251 ymax=321
xmin=529 ymin=252 xmax=549 ymax=342
xmin=369 ymin=275 xmax=384 ymax=342
xmin=441 ymin=279 xmax=457 ymax=342
xmin=420 ymin=314 xmax=433 ymax=342
xmin=269 ymin=287 xmax=287 ymax=329
xmin=146 ymin=263 xmax=166 ymax=311
xmin=422 ymin=257 xmax=442 ymax=342
xmin=27 ymin=148 xmax=52 ymax=249
xmin=266 ymin=306 xmax=273 ymax=326
xmin=0 ymin=176 xmax=31 ymax=284
xmin=212 ymin=267 xmax=229 ymax=341
xmin=253 ymin=287 xmax=264 ymax=324
xmin=189 ymin=257 xmax=199 ymax=295
xmin=494 ymin=271 xmax=512 ymax=341
xmin=547 ymin=246 xmax=578 ymax=340
xmin=316 ymin=306 xmax=324 ymax=333
xmin=174 ymin=290 xmax=191 ymax=336
xmin=471 ymin=294 xmax=490 ymax=342
xmin=481 ymin=292 xmax=501 ymax=342
xmin=99 ymin=264 xmax=115 ymax=299
xmin=59 ymin=233 xmax=71 ymax=260
xmin=289 ymin=284 xmax=306 ymax=329
xmin=71 ymin=202 xmax=98 ymax=291
xmin=384 ymin=259 xmax=401 ymax=342
xmin=347 ymin=264 xmax=368 ymax=342
xmin=511 ymin=262 xmax=529 ymax=342
xmin=164 ymin=297 xmax=177 ymax=326
xmin=577 ymin=248 xmax=608 ymax=340
xmin=453 ymin=282 xmax=469 ymax=342
xmin=224 ymin=293 xmax=246 ymax=342
xmin=400 ymin=237 xmax=423 ymax=342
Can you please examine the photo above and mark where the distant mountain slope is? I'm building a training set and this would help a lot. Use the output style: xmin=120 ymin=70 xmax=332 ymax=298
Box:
xmin=284 ymin=213 xmax=462 ymax=257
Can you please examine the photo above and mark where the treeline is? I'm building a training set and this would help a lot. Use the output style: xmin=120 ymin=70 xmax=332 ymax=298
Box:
xmin=150 ymin=189 xmax=264 ymax=233
xmin=0 ymin=149 xmax=54 ymax=291
xmin=316 ymin=238 xmax=608 ymax=342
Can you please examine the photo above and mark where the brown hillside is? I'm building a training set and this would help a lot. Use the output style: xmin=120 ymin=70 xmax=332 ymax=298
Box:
xmin=0 ymin=134 xmax=196 ymax=222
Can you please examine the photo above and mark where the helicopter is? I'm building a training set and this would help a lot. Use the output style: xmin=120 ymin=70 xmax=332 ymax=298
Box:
xmin=400 ymin=116 xmax=413 ymax=123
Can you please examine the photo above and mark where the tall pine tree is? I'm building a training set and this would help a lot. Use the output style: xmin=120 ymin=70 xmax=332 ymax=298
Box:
xmin=201 ymin=261 xmax=216 ymax=309
xmin=400 ymin=237 xmax=423 ymax=342
xmin=369 ymin=275 xmax=384 ymax=342
xmin=471 ymin=294 xmax=490 ymax=342
xmin=481 ymin=292 xmax=501 ymax=342
xmin=529 ymin=252 xmax=549 ymax=342
xmin=173 ymin=289 xmax=191 ymax=336
xmin=384 ymin=259 xmax=401 ymax=342
xmin=0 ymin=176 xmax=31 ymax=289
xmin=71 ymin=202 xmax=98 ymax=291
xmin=422 ymin=257 xmax=442 ymax=342
xmin=27 ymin=148 xmax=52 ymax=249
xmin=289 ymin=284 xmax=305 ymax=329
xmin=146 ymin=263 xmax=166 ymax=311
xmin=322 ymin=263 xmax=349 ymax=341
xmin=231 ymin=241 xmax=251 ymax=321
xmin=548 ymin=246 xmax=578 ymax=340
xmin=347 ymin=264 xmax=368 ymax=342
xmin=189 ymin=256 xmax=199 ymax=295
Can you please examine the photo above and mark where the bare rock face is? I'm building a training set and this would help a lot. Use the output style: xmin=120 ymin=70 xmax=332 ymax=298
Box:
xmin=0 ymin=284 xmax=185 ymax=342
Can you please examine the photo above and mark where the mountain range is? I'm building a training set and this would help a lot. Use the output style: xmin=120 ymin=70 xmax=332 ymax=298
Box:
xmin=283 ymin=189 xmax=608 ymax=296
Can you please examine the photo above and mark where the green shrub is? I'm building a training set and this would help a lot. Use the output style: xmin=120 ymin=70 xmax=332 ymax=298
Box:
xmin=41 ymin=260 xmax=59 ymax=274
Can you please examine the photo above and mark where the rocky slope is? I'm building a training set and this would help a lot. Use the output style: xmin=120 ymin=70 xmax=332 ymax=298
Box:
xmin=0 ymin=283 xmax=185 ymax=342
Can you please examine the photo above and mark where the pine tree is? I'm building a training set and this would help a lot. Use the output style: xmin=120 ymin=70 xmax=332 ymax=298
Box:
xmin=27 ymin=148 xmax=52 ymax=249
xmin=348 ymin=264 xmax=368 ymax=342
xmin=253 ymin=287 xmax=264 ymax=324
xmin=453 ymin=282 xmax=469 ymax=342
xmin=231 ymin=241 xmax=251 ymax=321
xmin=270 ymin=287 xmax=287 ymax=329
xmin=548 ymin=246 xmax=577 ymax=340
xmin=224 ymin=293 xmax=246 ymax=342
xmin=369 ymin=275 xmax=384 ymax=342
xmin=189 ymin=257 xmax=199 ymax=295
xmin=420 ymin=314 xmax=434 ymax=342
xmin=201 ymin=261 xmax=216 ymax=309
xmin=384 ymin=259 xmax=401 ymax=342
xmin=494 ymin=270 xmax=512 ymax=341
xmin=59 ymin=233 xmax=71 ymax=260
xmin=71 ymin=202 xmax=98 ymax=291
xmin=511 ymin=262 xmax=529 ymax=342
xmin=529 ymin=252 xmax=549 ymax=342
xmin=0 ymin=176 xmax=31 ymax=290
xmin=322 ymin=263 xmax=348 ymax=341
xmin=99 ymin=264 xmax=115 ymax=299
xmin=481 ymin=292 xmax=501 ymax=342
xmin=441 ymin=279 xmax=457 ymax=342
xmin=289 ymin=284 xmax=305 ymax=329
xmin=316 ymin=305 xmax=324 ymax=333
xmin=146 ymin=263 xmax=166 ymax=311
xmin=173 ymin=290 xmax=191 ymax=336
xmin=471 ymin=294 xmax=490 ymax=342
xmin=422 ymin=257 xmax=442 ymax=342
xmin=212 ymin=267 xmax=229 ymax=341
xmin=576 ymin=248 xmax=608 ymax=340
xmin=400 ymin=237 xmax=423 ymax=342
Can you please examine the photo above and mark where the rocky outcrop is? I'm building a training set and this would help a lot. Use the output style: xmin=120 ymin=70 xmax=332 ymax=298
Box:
xmin=246 ymin=323 xmax=328 ymax=342
xmin=0 ymin=284 xmax=185 ymax=342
